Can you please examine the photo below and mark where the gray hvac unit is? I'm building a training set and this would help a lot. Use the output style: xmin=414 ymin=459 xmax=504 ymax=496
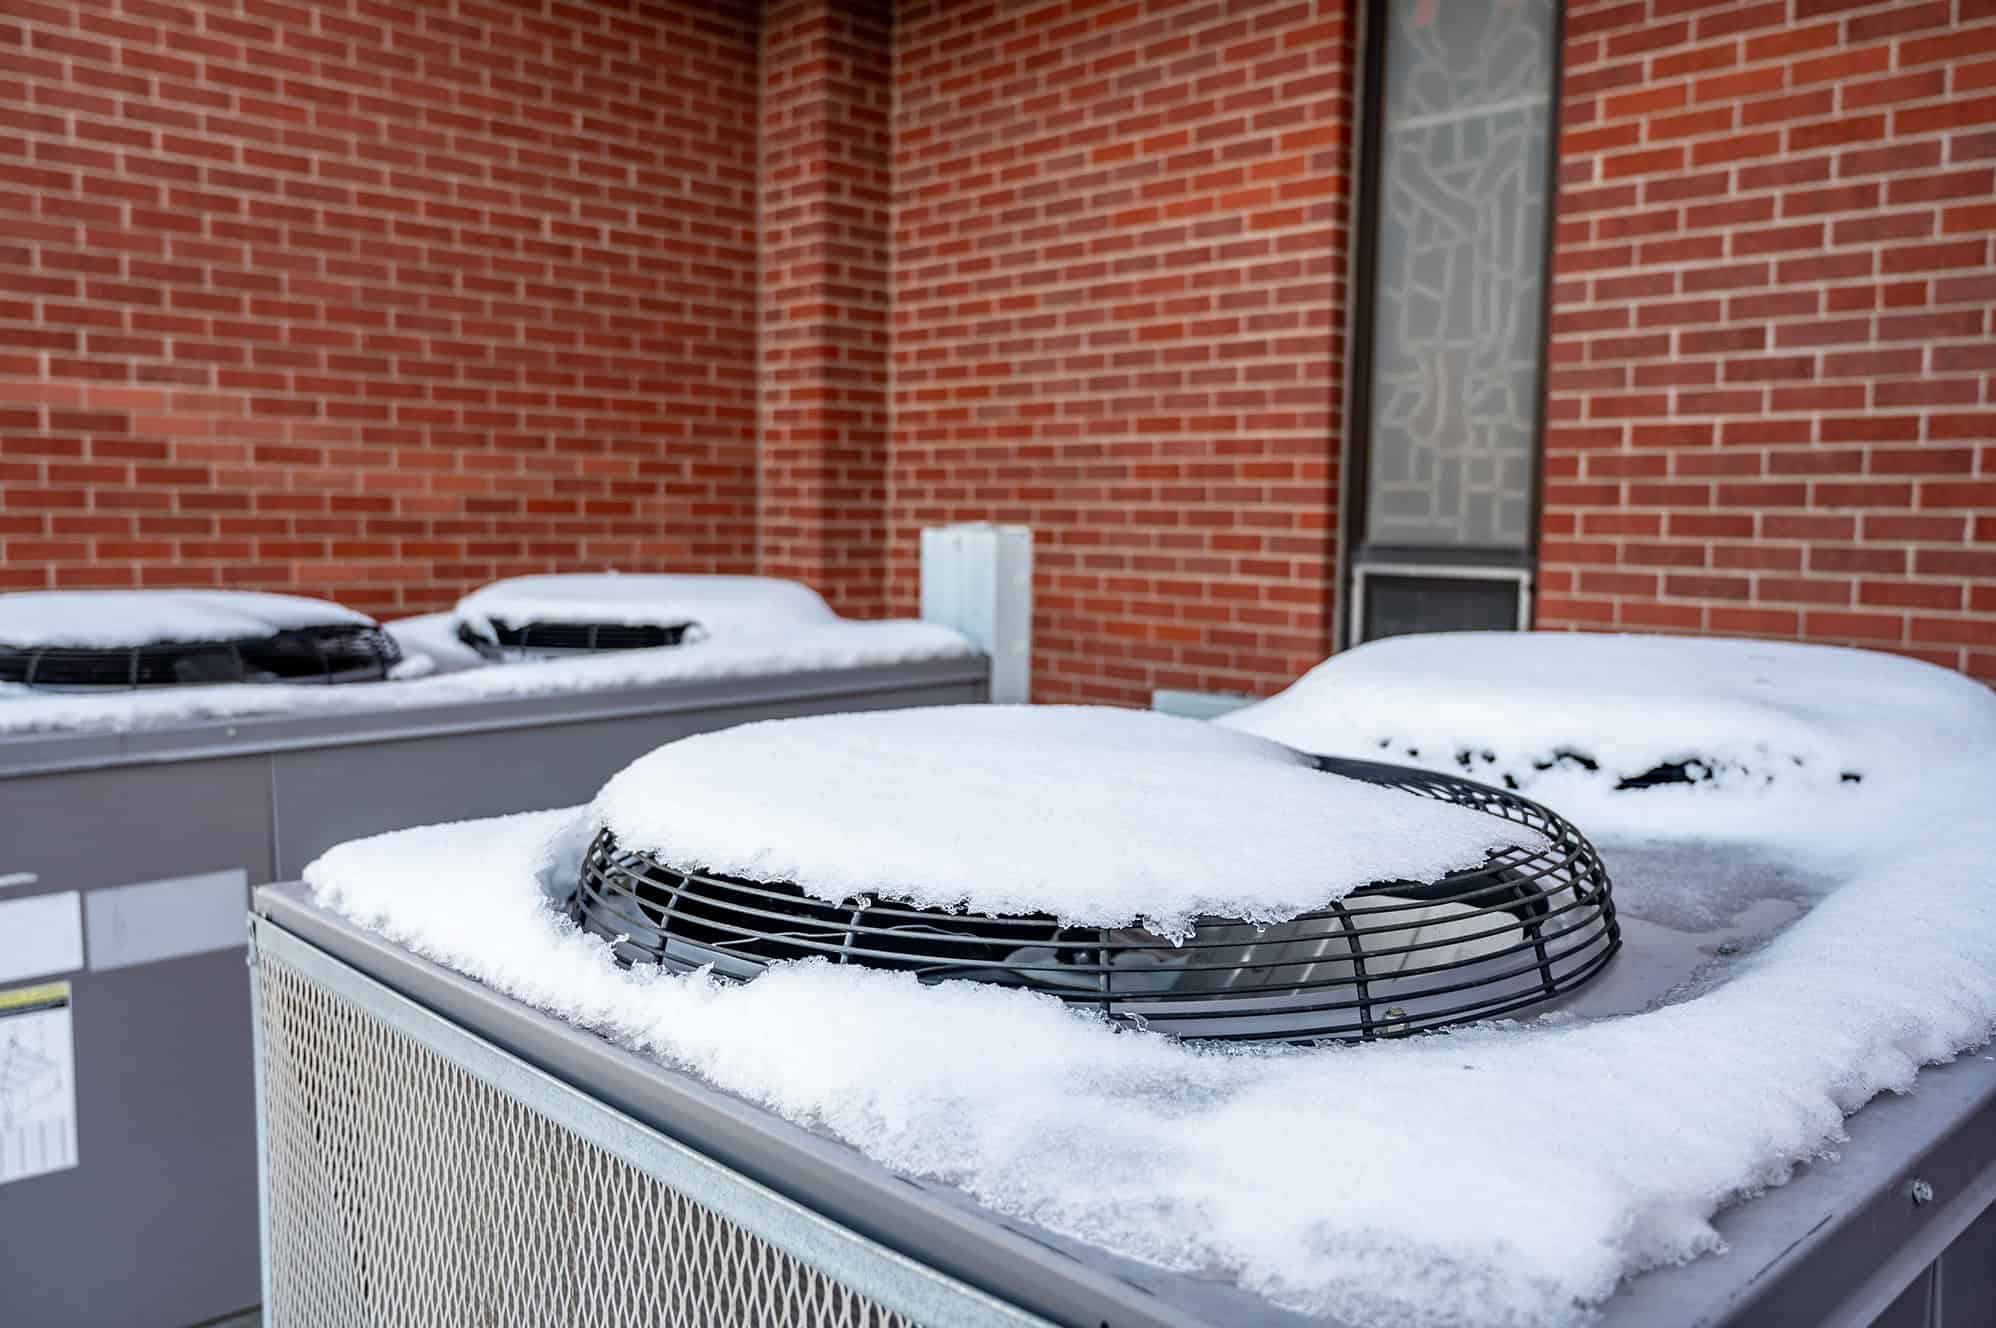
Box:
xmin=245 ymin=867 xmax=1995 ymax=1328
xmin=0 ymin=590 xmax=988 ymax=1328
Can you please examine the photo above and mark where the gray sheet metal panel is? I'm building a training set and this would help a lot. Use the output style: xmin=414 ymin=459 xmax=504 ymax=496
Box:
xmin=1601 ymin=1051 xmax=1996 ymax=1328
xmin=0 ymin=760 xmax=270 ymax=1327
xmin=84 ymin=868 xmax=250 ymax=971
xmin=1 ymin=950 xmax=263 ymax=1328
xmin=266 ymin=663 xmax=987 ymax=878
xmin=1938 ymin=1197 xmax=1996 ymax=1324
xmin=251 ymin=884 xmax=1322 ymax=1328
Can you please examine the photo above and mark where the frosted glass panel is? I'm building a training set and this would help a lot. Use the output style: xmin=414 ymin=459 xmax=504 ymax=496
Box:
xmin=1364 ymin=0 xmax=1555 ymax=551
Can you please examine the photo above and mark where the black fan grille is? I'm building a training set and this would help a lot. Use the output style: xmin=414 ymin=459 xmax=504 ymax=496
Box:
xmin=460 ymin=619 xmax=697 ymax=658
xmin=573 ymin=756 xmax=1621 ymax=1043
xmin=0 ymin=624 xmax=403 ymax=690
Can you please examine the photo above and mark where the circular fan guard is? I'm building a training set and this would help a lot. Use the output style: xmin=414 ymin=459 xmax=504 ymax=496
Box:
xmin=573 ymin=755 xmax=1621 ymax=1043
xmin=457 ymin=618 xmax=697 ymax=660
xmin=0 ymin=624 xmax=403 ymax=690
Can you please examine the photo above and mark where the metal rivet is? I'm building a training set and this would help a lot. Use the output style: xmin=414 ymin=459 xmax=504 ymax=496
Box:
xmin=1908 ymin=1178 xmax=1934 ymax=1206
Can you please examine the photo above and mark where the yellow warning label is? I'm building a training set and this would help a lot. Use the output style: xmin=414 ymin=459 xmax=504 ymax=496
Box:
xmin=0 ymin=980 xmax=71 ymax=1014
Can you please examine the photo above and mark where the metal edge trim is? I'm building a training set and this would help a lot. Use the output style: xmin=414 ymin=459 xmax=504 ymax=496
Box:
xmin=249 ymin=912 xmax=1052 ymax=1328
xmin=1727 ymin=1083 xmax=1996 ymax=1328
xmin=1822 ymin=1157 xmax=1996 ymax=1328
xmin=0 ymin=655 xmax=990 ymax=777
xmin=247 ymin=918 xmax=274 ymax=1320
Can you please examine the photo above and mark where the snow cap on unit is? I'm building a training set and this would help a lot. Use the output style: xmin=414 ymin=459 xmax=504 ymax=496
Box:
xmin=592 ymin=703 xmax=1543 ymax=937
xmin=453 ymin=573 xmax=838 ymax=643
xmin=1220 ymin=631 xmax=1996 ymax=834
xmin=0 ymin=589 xmax=376 ymax=649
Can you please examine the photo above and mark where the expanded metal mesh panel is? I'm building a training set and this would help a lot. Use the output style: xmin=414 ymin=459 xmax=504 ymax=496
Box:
xmin=253 ymin=949 xmax=915 ymax=1328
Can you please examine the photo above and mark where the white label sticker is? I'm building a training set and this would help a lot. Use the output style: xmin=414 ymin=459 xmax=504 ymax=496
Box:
xmin=86 ymin=868 xmax=248 ymax=972
xmin=0 ymin=891 xmax=83 ymax=985
xmin=0 ymin=981 xmax=78 ymax=1186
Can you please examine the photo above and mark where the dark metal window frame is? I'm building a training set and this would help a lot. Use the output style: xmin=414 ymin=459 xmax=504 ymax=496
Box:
xmin=1335 ymin=0 xmax=1567 ymax=649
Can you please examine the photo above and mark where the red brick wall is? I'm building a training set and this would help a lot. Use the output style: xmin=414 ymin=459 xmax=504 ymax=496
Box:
xmin=14 ymin=0 xmax=1991 ymax=695
xmin=891 ymin=0 xmax=1356 ymax=704
xmin=759 ymin=0 xmax=894 ymax=616
xmin=1545 ymin=0 xmax=1996 ymax=683
xmin=0 ymin=0 xmax=761 ymax=618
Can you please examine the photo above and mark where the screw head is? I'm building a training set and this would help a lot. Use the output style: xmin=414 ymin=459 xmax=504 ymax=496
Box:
xmin=1908 ymin=1178 xmax=1935 ymax=1206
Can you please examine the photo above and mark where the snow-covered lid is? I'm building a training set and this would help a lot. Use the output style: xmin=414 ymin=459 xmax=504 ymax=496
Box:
xmin=1221 ymin=631 xmax=1996 ymax=805
xmin=592 ymin=704 xmax=1544 ymax=939
xmin=454 ymin=574 xmax=836 ymax=641
xmin=0 ymin=589 xmax=376 ymax=650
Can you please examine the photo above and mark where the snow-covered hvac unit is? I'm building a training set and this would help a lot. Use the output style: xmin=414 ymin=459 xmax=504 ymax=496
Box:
xmin=245 ymin=694 xmax=1996 ymax=1328
xmin=0 ymin=585 xmax=986 ymax=1328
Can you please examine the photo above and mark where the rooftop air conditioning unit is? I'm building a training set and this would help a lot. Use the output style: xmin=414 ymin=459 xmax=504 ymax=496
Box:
xmin=246 ymin=670 xmax=1996 ymax=1328
xmin=0 ymin=579 xmax=992 ymax=1328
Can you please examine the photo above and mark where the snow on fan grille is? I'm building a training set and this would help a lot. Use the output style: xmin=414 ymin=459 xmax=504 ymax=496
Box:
xmin=0 ymin=589 xmax=376 ymax=648
xmin=254 ymin=950 xmax=930 ymax=1328
xmin=592 ymin=705 xmax=1543 ymax=937
xmin=453 ymin=574 xmax=838 ymax=640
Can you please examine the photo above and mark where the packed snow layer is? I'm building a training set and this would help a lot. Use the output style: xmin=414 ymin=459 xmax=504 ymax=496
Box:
xmin=0 ymin=619 xmax=975 ymax=735
xmin=595 ymin=706 xmax=1539 ymax=936
xmin=1219 ymin=631 xmax=1996 ymax=837
xmin=455 ymin=573 xmax=836 ymax=641
xmin=0 ymin=589 xmax=376 ymax=648
xmin=307 ymin=651 xmax=1996 ymax=1328
xmin=383 ymin=612 xmax=488 ymax=675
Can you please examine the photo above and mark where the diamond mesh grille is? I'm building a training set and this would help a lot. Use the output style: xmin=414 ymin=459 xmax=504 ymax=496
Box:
xmin=253 ymin=949 xmax=916 ymax=1328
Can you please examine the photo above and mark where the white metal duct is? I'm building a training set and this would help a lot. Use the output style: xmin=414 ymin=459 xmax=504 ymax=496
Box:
xmin=921 ymin=524 xmax=1033 ymax=704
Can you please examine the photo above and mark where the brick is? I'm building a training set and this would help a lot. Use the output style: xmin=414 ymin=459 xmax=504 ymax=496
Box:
xmin=1541 ymin=0 xmax=1996 ymax=682
xmin=1804 ymin=611 xmax=1906 ymax=641
xmin=1604 ymin=146 xmax=1686 ymax=178
xmin=1895 ymin=95 xmax=1996 ymax=136
xmin=0 ymin=0 xmax=764 ymax=626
